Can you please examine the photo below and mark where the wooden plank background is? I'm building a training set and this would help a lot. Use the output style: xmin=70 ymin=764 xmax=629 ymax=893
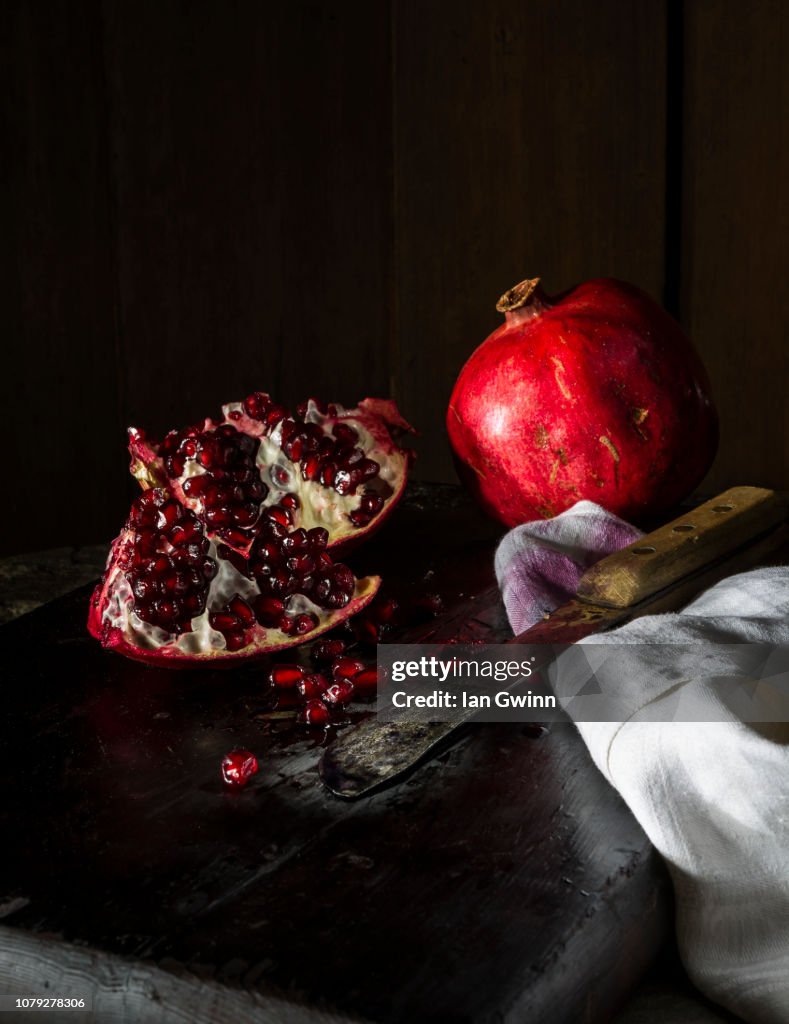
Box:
xmin=1 ymin=0 xmax=787 ymax=555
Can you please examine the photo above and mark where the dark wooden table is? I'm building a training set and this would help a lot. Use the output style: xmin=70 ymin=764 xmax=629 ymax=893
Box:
xmin=0 ymin=485 xmax=669 ymax=1023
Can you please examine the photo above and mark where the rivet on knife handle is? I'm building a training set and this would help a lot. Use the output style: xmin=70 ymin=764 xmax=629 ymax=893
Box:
xmin=576 ymin=487 xmax=786 ymax=609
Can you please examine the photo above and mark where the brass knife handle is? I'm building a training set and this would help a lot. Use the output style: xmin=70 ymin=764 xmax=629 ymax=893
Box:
xmin=576 ymin=486 xmax=786 ymax=609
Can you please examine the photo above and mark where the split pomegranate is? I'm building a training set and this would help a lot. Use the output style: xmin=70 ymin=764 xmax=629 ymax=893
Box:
xmin=90 ymin=391 xmax=413 ymax=667
xmin=88 ymin=487 xmax=379 ymax=666
xmin=447 ymin=277 xmax=718 ymax=525
xmin=129 ymin=394 xmax=414 ymax=557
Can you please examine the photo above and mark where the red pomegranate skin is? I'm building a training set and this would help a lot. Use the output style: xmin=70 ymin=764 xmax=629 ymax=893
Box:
xmin=447 ymin=278 xmax=718 ymax=526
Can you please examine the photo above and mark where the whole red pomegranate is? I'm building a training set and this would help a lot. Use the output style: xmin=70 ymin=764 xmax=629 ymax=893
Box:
xmin=447 ymin=277 xmax=718 ymax=525
xmin=89 ymin=392 xmax=413 ymax=667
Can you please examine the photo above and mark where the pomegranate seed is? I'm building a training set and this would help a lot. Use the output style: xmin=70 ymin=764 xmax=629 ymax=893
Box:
xmin=155 ymin=598 xmax=179 ymax=622
xmin=292 ymin=612 xmax=318 ymax=635
xmin=149 ymin=554 xmax=171 ymax=574
xmin=324 ymin=679 xmax=355 ymax=706
xmin=353 ymin=666 xmax=380 ymax=693
xmin=334 ymin=469 xmax=355 ymax=495
xmin=280 ymin=493 xmax=300 ymax=510
xmin=202 ymin=557 xmax=218 ymax=580
xmin=297 ymin=672 xmax=330 ymax=700
xmin=349 ymin=509 xmax=372 ymax=528
xmin=311 ymin=638 xmax=345 ymax=664
xmin=306 ymin=527 xmax=329 ymax=552
xmin=221 ymin=748 xmax=259 ymax=788
xmin=210 ymin=611 xmax=241 ymax=633
xmin=266 ymin=405 xmax=289 ymax=428
xmin=267 ymin=506 xmax=292 ymax=528
xmin=360 ymin=491 xmax=384 ymax=515
xmin=313 ymin=577 xmax=332 ymax=602
xmin=332 ymin=656 xmax=365 ymax=680
xmin=253 ymin=595 xmax=284 ymax=625
xmin=228 ymin=596 xmax=255 ymax=626
xmin=332 ymin=564 xmax=355 ymax=594
xmin=180 ymin=437 xmax=198 ymax=457
xmin=205 ymin=507 xmax=233 ymax=526
xmin=359 ymin=458 xmax=379 ymax=480
xmin=231 ymin=505 xmax=258 ymax=527
xmin=332 ymin=423 xmax=358 ymax=445
xmin=156 ymin=501 xmax=182 ymax=529
xmin=297 ymin=699 xmax=331 ymax=728
xmin=283 ymin=435 xmax=304 ymax=461
xmin=169 ymin=521 xmax=200 ymax=546
xmin=287 ymin=554 xmax=314 ymax=574
xmin=282 ymin=528 xmax=307 ymax=552
xmin=325 ymin=589 xmax=351 ymax=609
xmin=269 ymin=663 xmax=305 ymax=688
xmin=182 ymin=592 xmax=205 ymax=616
xmin=243 ymin=392 xmax=271 ymax=420
xmin=320 ymin=462 xmax=337 ymax=487
xmin=279 ymin=615 xmax=296 ymax=635
xmin=302 ymin=455 xmax=321 ymax=481
xmin=224 ymin=632 xmax=248 ymax=652
xmin=165 ymin=454 xmax=186 ymax=477
xmin=182 ymin=475 xmax=208 ymax=497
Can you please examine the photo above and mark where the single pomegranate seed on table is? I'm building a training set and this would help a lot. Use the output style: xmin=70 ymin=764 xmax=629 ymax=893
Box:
xmin=332 ymin=656 xmax=366 ymax=681
xmin=221 ymin=749 xmax=259 ymax=788
xmin=352 ymin=666 xmax=380 ymax=694
xmin=297 ymin=673 xmax=330 ymax=700
xmin=269 ymin=663 xmax=306 ymax=689
xmin=324 ymin=679 xmax=355 ymax=706
xmin=297 ymin=699 xmax=331 ymax=727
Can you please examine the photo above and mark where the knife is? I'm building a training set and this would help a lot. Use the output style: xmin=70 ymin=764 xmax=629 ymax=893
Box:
xmin=320 ymin=487 xmax=788 ymax=799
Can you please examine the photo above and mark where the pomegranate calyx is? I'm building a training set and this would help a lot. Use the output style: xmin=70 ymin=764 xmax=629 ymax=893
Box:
xmin=495 ymin=277 xmax=548 ymax=319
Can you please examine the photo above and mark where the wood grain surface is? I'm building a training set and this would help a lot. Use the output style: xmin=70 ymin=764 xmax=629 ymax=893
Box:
xmin=0 ymin=487 xmax=669 ymax=1023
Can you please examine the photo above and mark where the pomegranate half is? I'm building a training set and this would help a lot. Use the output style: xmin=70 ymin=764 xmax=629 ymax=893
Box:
xmin=447 ymin=277 xmax=718 ymax=526
xmin=89 ymin=392 xmax=413 ymax=666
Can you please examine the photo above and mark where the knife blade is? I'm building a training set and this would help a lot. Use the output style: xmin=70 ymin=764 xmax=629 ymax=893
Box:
xmin=320 ymin=487 xmax=788 ymax=799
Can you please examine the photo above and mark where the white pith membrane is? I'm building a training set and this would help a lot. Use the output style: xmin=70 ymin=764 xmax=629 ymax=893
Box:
xmin=95 ymin=529 xmax=378 ymax=658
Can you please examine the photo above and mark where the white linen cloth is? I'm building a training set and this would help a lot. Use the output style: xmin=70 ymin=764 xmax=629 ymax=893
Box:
xmin=494 ymin=501 xmax=789 ymax=1024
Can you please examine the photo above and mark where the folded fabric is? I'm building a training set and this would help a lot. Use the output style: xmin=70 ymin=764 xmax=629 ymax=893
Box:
xmin=494 ymin=502 xmax=789 ymax=1024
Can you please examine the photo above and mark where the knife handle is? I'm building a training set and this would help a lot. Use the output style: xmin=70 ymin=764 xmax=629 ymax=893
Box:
xmin=576 ymin=486 xmax=786 ymax=609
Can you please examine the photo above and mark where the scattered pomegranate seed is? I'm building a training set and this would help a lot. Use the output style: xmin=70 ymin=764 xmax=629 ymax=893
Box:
xmin=297 ymin=698 xmax=331 ymax=727
xmin=352 ymin=666 xmax=380 ymax=694
xmin=221 ymin=748 xmax=259 ymax=788
xmin=269 ymin=663 xmax=305 ymax=689
xmin=332 ymin=656 xmax=366 ymax=681
xmin=297 ymin=672 xmax=330 ymax=700
xmin=324 ymin=679 xmax=355 ymax=706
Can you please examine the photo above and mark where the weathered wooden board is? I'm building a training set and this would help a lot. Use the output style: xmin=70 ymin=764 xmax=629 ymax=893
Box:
xmin=0 ymin=488 xmax=668 ymax=1022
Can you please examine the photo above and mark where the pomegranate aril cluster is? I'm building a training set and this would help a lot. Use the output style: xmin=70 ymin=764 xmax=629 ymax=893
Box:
xmin=159 ymin=423 xmax=267 ymax=548
xmin=269 ymin=647 xmax=380 ymax=728
xmin=124 ymin=489 xmax=216 ymax=632
xmin=247 ymin=522 xmax=355 ymax=625
xmin=241 ymin=392 xmax=385 ymax=526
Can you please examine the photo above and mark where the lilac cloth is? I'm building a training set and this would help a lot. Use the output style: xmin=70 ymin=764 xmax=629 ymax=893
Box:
xmin=493 ymin=499 xmax=643 ymax=634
